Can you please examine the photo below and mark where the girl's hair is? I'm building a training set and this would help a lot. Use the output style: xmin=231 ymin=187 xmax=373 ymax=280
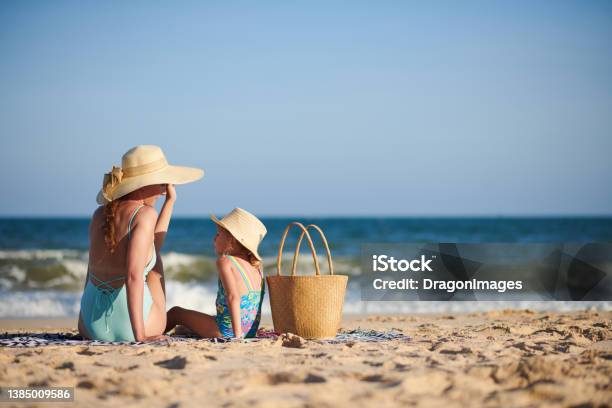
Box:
xmin=234 ymin=238 xmax=262 ymax=270
xmin=222 ymin=229 xmax=262 ymax=269
xmin=103 ymin=200 xmax=120 ymax=253
xmin=244 ymin=248 xmax=262 ymax=270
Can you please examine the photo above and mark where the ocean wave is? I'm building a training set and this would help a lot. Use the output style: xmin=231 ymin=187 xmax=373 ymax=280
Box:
xmin=0 ymin=250 xmax=88 ymax=291
xmin=1 ymin=249 xmax=610 ymax=319
xmin=0 ymin=249 xmax=361 ymax=291
xmin=0 ymin=280 xmax=610 ymax=319
xmin=0 ymin=290 xmax=82 ymax=318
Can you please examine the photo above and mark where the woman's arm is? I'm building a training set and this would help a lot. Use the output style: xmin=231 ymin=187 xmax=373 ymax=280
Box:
xmin=81 ymin=215 xmax=95 ymax=292
xmin=78 ymin=213 xmax=97 ymax=339
xmin=82 ymin=208 xmax=102 ymax=292
xmin=150 ymin=255 xmax=166 ymax=298
xmin=126 ymin=206 xmax=157 ymax=342
xmin=217 ymin=257 xmax=243 ymax=338
xmin=146 ymin=184 xmax=174 ymax=314
xmin=154 ymin=184 xmax=176 ymax=251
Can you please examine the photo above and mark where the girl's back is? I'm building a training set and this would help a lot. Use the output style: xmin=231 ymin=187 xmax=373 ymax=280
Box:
xmin=226 ymin=255 xmax=262 ymax=296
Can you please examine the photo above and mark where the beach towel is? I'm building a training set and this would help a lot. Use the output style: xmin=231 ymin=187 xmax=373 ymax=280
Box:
xmin=0 ymin=328 xmax=408 ymax=348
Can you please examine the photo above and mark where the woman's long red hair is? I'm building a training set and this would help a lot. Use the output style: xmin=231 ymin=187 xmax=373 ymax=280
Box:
xmin=103 ymin=200 xmax=119 ymax=253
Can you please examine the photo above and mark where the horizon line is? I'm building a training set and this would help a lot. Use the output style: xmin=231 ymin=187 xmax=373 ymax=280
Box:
xmin=1 ymin=213 xmax=612 ymax=219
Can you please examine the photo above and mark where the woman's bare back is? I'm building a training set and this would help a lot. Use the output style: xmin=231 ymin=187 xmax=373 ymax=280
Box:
xmin=87 ymin=203 xmax=154 ymax=288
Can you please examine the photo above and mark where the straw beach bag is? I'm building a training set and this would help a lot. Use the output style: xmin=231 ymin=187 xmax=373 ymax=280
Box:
xmin=267 ymin=222 xmax=348 ymax=339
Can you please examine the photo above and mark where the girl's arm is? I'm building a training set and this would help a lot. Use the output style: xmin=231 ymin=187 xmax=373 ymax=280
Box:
xmin=126 ymin=206 xmax=157 ymax=342
xmin=217 ymin=256 xmax=243 ymax=338
xmin=154 ymin=184 xmax=176 ymax=251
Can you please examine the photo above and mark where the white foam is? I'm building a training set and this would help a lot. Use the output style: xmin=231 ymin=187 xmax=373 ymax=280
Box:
xmin=61 ymin=259 xmax=88 ymax=279
xmin=0 ymin=249 xmax=84 ymax=260
xmin=161 ymin=252 xmax=208 ymax=268
xmin=1 ymin=282 xmax=609 ymax=319
xmin=0 ymin=290 xmax=81 ymax=318
xmin=7 ymin=265 xmax=26 ymax=282
xmin=164 ymin=281 xmax=219 ymax=315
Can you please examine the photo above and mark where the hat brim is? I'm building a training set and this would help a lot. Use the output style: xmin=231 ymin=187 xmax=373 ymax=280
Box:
xmin=210 ymin=215 xmax=263 ymax=261
xmin=96 ymin=165 xmax=204 ymax=205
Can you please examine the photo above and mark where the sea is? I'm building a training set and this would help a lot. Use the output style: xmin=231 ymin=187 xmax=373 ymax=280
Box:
xmin=1 ymin=216 xmax=611 ymax=318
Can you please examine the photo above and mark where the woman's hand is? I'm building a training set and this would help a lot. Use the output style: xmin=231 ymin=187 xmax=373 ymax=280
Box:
xmin=140 ymin=334 xmax=170 ymax=343
xmin=165 ymin=184 xmax=176 ymax=203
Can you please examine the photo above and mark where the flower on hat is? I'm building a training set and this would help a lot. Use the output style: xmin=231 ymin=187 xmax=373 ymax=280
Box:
xmin=102 ymin=165 xmax=124 ymax=202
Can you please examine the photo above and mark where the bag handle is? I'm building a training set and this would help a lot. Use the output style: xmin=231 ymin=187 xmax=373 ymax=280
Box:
xmin=292 ymin=224 xmax=334 ymax=275
xmin=276 ymin=222 xmax=321 ymax=276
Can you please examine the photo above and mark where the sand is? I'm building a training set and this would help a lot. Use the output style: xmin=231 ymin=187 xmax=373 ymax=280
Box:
xmin=1 ymin=310 xmax=611 ymax=408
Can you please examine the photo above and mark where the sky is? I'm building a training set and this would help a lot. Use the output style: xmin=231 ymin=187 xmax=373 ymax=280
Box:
xmin=1 ymin=1 xmax=611 ymax=216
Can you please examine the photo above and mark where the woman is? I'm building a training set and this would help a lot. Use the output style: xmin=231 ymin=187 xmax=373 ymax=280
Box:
xmin=78 ymin=145 xmax=203 ymax=342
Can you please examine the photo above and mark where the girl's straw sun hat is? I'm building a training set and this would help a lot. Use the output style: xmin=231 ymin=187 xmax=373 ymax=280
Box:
xmin=96 ymin=145 xmax=204 ymax=205
xmin=211 ymin=208 xmax=267 ymax=261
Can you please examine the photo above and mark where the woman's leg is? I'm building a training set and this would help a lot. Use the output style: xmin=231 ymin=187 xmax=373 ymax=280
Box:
xmin=166 ymin=306 xmax=222 ymax=338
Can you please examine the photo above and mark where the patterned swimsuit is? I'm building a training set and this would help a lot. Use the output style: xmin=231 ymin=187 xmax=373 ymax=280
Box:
xmin=215 ymin=255 xmax=265 ymax=338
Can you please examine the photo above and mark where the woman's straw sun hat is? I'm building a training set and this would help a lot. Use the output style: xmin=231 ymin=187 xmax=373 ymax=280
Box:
xmin=96 ymin=145 xmax=204 ymax=205
xmin=211 ymin=208 xmax=267 ymax=261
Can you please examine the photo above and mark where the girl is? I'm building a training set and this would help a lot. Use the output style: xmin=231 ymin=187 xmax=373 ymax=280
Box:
xmin=165 ymin=208 xmax=267 ymax=338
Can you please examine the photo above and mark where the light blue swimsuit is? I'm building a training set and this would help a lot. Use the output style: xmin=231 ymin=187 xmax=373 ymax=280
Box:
xmin=80 ymin=205 xmax=156 ymax=342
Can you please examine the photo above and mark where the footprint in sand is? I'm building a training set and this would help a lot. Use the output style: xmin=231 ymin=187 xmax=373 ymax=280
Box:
xmin=55 ymin=361 xmax=75 ymax=371
xmin=114 ymin=364 xmax=139 ymax=372
xmin=429 ymin=339 xmax=473 ymax=355
xmin=28 ymin=380 xmax=49 ymax=387
xmin=438 ymin=346 xmax=473 ymax=355
xmin=257 ymin=371 xmax=327 ymax=385
xmin=359 ymin=373 xmax=401 ymax=387
xmin=154 ymin=356 xmax=187 ymax=370
xmin=76 ymin=380 xmax=95 ymax=389
xmin=362 ymin=360 xmax=384 ymax=367
xmin=511 ymin=341 xmax=544 ymax=353
xmin=77 ymin=347 xmax=102 ymax=356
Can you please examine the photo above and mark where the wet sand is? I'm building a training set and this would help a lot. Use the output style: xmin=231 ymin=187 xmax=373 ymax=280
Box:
xmin=1 ymin=310 xmax=611 ymax=407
